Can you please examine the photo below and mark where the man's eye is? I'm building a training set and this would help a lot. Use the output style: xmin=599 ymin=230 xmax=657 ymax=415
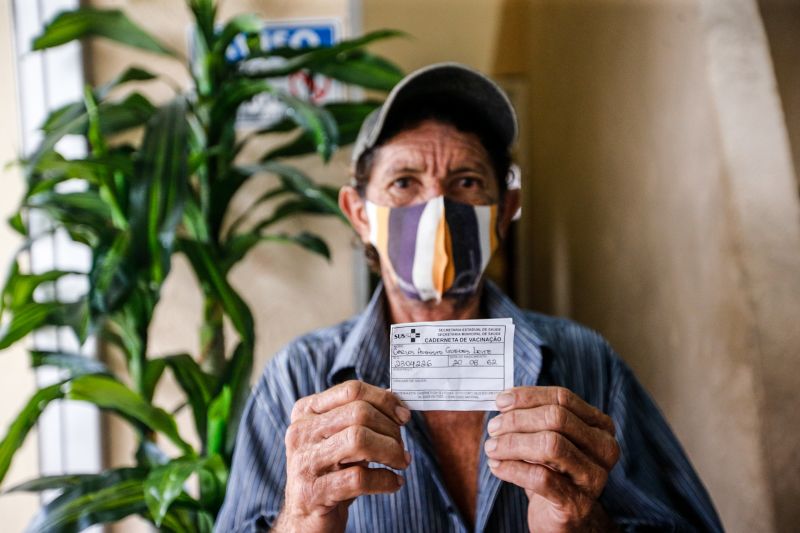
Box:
xmin=457 ymin=177 xmax=483 ymax=188
xmin=392 ymin=177 xmax=413 ymax=189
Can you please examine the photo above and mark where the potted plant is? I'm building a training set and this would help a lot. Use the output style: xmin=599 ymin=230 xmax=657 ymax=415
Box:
xmin=0 ymin=0 xmax=402 ymax=530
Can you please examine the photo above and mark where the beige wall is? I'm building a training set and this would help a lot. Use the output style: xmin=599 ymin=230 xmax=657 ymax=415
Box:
xmin=469 ymin=0 xmax=798 ymax=531
xmin=759 ymin=0 xmax=800 ymax=192
xmin=0 ymin=0 xmax=42 ymax=530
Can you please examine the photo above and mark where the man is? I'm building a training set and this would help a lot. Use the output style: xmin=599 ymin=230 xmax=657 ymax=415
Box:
xmin=216 ymin=63 xmax=723 ymax=532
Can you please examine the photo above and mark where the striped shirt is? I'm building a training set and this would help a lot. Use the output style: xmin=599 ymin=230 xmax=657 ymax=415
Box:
xmin=216 ymin=282 xmax=723 ymax=532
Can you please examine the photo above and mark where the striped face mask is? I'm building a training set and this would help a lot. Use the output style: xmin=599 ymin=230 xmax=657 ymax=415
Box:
xmin=365 ymin=196 xmax=499 ymax=302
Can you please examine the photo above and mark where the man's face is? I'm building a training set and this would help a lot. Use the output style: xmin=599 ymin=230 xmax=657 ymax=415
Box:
xmin=364 ymin=119 xmax=501 ymax=208
xmin=339 ymin=118 xmax=519 ymax=304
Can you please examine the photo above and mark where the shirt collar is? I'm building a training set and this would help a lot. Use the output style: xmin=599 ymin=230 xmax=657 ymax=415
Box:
xmin=328 ymin=280 xmax=548 ymax=389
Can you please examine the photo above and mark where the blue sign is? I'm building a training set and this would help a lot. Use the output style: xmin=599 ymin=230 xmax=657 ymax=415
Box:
xmin=226 ymin=21 xmax=339 ymax=62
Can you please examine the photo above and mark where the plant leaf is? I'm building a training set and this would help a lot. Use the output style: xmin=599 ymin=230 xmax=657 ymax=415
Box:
xmin=213 ymin=13 xmax=262 ymax=59
xmin=129 ymin=97 xmax=190 ymax=284
xmin=206 ymin=387 xmax=231 ymax=456
xmin=0 ymin=302 xmax=61 ymax=350
xmin=262 ymin=100 xmax=381 ymax=161
xmin=30 ymin=478 xmax=149 ymax=532
xmin=224 ymin=185 xmax=290 ymax=238
xmin=241 ymin=161 xmax=343 ymax=219
xmin=33 ymin=8 xmax=177 ymax=57
xmin=0 ymin=259 xmax=77 ymax=315
xmin=220 ymin=343 xmax=253 ymax=459
xmin=213 ymin=80 xmax=338 ymax=161
xmin=31 ymin=351 xmax=110 ymax=377
xmin=144 ymin=454 xmax=225 ymax=527
xmin=64 ymin=375 xmax=193 ymax=454
xmin=5 ymin=473 xmax=101 ymax=493
xmin=0 ymin=383 xmax=64 ymax=486
xmin=225 ymin=230 xmax=331 ymax=268
xmin=310 ymin=50 xmax=403 ymax=92
xmin=239 ymin=29 xmax=405 ymax=77
xmin=142 ymin=357 xmax=167 ymax=402
xmin=144 ymin=458 xmax=198 ymax=527
xmin=162 ymin=353 xmax=216 ymax=441
xmin=177 ymin=238 xmax=254 ymax=347
xmin=264 ymin=232 xmax=331 ymax=260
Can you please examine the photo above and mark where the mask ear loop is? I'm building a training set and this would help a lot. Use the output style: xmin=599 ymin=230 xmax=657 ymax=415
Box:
xmin=506 ymin=163 xmax=522 ymax=221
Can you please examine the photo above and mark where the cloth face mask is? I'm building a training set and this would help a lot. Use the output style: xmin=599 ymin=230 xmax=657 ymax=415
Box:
xmin=365 ymin=196 xmax=499 ymax=302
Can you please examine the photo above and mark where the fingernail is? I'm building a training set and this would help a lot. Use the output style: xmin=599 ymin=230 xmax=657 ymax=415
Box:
xmin=487 ymin=458 xmax=501 ymax=468
xmin=484 ymin=438 xmax=497 ymax=453
xmin=495 ymin=392 xmax=514 ymax=409
xmin=487 ymin=416 xmax=501 ymax=434
xmin=404 ymin=451 xmax=412 ymax=464
xmin=395 ymin=406 xmax=411 ymax=423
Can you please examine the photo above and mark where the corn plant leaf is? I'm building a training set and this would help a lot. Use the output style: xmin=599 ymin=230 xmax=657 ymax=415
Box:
xmin=30 ymin=478 xmax=149 ymax=532
xmin=162 ymin=353 xmax=216 ymax=441
xmin=263 ymin=232 xmax=331 ymax=260
xmin=239 ymin=29 xmax=405 ymax=77
xmin=214 ymin=80 xmax=338 ymax=161
xmin=224 ymin=185 xmax=290 ymax=238
xmin=196 ymin=454 xmax=228 ymax=516
xmin=271 ymin=91 xmax=339 ymax=162
xmin=250 ymin=197 xmax=330 ymax=232
xmin=29 ymin=93 xmax=156 ymax=177
xmin=144 ymin=458 xmax=197 ymax=527
xmin=129 ymin=97 xmax=189 ymax=284
xmin=7 ymin=212 xmax=25 ymax=235
xmin=181 ymin=197 xmax=210 ymax=243
xmin=88 ymin=231 xmax=133 ymax=316
xmin=0 ymin=382 xmax=64 ymax=485
xmin=213 ymin=13 xmax=262 ymax=58
xmin=33 ymin=8 xmax=177 ymax=57
xmin=144 ymin=454 xmax=224 ymax=527
xmin=262 ymin=100 xmax=381 ymax=161
xmin=0 ymin=302 xmax=61 ymax=350
xmin=206 ymin=387 xmax=231 ymax=457
xmin=5 ymin=473 xmax=103 ymax=493
xmin=177 ymin=238 xmax=254 ymax=347
xmin=220 ymin=343 xmax=253 ymax=458
xmin=142 ymin=357 xmax=167 ymax=403
xmin=21 ymin=468 xmax=199 ymax=533
xmin=0 ymin=259 xmax=78 ymax=315
xmin=241 ymin=161 xmax=343 ymax=219
xmin=64 ymin=375 xmax=193 ymax=454
xmin=310 ymin=50 xmax=403 ymax=92
xmin=225 ymin=230 xmax=331 ymax=267
xmin=31 ymin=350 xmax=110 ymax=377
xmin=188 ymin=0 xmax=218 ymax=51
xmin=97 ymin=66 xmax=158 ymax=99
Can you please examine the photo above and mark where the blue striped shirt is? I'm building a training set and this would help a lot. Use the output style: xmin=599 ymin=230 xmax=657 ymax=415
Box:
xmin=216 ymin=282 xmax=723 ymax=532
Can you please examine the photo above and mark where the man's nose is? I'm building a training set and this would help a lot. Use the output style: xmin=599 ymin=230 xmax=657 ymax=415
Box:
xmin=422 ymin=178 xmax=447 ymax=200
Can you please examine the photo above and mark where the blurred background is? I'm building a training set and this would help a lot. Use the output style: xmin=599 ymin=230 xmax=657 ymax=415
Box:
xmin=1 ymin=0 xmax=798 ymax=531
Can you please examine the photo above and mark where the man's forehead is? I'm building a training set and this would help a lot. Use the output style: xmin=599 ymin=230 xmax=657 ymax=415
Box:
xmin=373 ymin=122 xmax=493 ymax=171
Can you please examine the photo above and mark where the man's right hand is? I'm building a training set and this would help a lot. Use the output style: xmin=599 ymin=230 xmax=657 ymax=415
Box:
xmin=274 ymin=380 xmax=412 ymax=533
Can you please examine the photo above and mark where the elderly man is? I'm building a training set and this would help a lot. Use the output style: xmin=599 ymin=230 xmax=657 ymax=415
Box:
xmin=216 ymin=63 xmax=723 ymax=532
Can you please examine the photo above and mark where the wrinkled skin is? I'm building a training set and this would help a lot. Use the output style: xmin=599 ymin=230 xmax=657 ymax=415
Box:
xmin=274 ymin=121 xmax=620 ymax=532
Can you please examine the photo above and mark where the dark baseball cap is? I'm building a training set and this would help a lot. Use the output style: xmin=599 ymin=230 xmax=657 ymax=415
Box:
xmin=351 ymin=62 xmax=518 ymax=165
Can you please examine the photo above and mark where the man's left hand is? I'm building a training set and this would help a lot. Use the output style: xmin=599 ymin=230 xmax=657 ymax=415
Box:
xmin=485 ymin=386 xmax=620 ymax=532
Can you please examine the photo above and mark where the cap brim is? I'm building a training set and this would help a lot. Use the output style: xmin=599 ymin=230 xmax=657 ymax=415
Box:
xmin=352 ymin=62 xmax=518 ymax=164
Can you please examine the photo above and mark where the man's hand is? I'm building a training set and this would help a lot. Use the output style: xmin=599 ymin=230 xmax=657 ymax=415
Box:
xmin=485 ymin=386 xmax=620 ymax=532
xmin=274 ymin=381 xmax=412 ymax=533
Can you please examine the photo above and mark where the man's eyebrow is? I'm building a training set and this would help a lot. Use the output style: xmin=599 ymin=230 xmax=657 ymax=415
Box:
xmin=449 ymin=162 xmax=492 ymax=174
xmin=386 ymin=164 xmax=423 ymax=174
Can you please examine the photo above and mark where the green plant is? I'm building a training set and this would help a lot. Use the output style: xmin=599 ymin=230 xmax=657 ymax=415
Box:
xmin=0 ymin=1 xmax=402 ymax=530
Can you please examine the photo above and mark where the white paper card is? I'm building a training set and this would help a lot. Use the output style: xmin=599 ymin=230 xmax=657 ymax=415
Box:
xmin=390 ymin=318 xmax=515 ymax=411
